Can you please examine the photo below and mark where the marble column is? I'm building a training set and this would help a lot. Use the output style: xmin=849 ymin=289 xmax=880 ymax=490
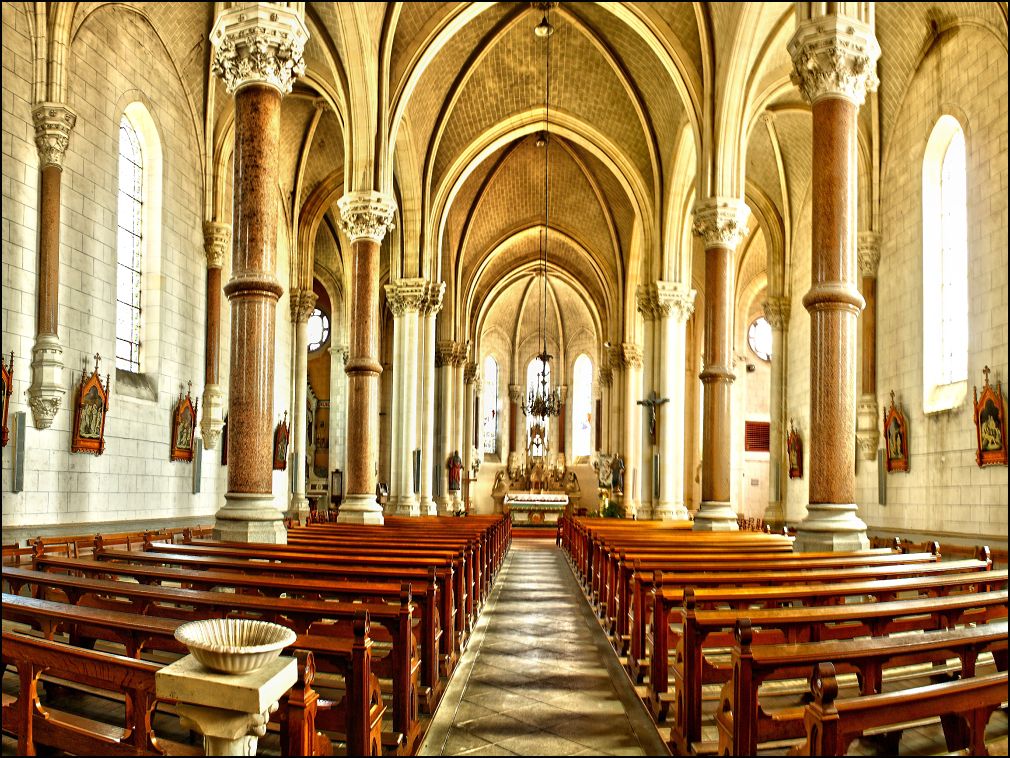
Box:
xmin=763 ymin=295 xmax=791 ymax=526
xmin=463 ymin=360 xmax=478 ymax=510
xmin=335 ymin=191 xmax=396 ymax=525
xmin=692 ymin=198 xmax=750 ymax=531
xmin=636 ymin=289 xmax=658 ymax=519
xmin=452 ymin=345 xmax=468 ymax=511
xmin=855 ymin=232 xmax=881 ymax=462
xmin=789 ymin=12 xmax=879 ymax=551
xmin=621 ymin=343 xmax=642 ymax=516
xmin=26 ymin=103 xmax=76 ymax=429
xmin=210 ymin=4 xmax=307 ymax=543
xmin=288 ymin=289 xmax=316 ymax=524
xmin=418 ymin=282 xmax=444 ymax=515
xmin=329 ymin=343 xmax=349 ymax=506
xmin=200 ymin=222 xmax=230 ymax=451
xmin=655 ymin=283 xmax=695 ymax=521
xmin=386 ymin=278 xmax=426 ymax=516
xmin=435 ymin=341 xmax=457 ymax=514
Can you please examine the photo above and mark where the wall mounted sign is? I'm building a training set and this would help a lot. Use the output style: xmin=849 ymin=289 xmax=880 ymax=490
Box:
xmin=883 ymin=390 xmax=909 ymax=473
xmin=170 ymin=382 xmax=199 ymax=462
xmin=973 ymin=365 xmax=1007 ymax=468
xmin=71 ymin=354 xmax=110 ymax=456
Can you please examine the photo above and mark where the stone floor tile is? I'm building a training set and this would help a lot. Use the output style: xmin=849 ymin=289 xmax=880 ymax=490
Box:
xmin=495 ymin=731 xmax=588 ymax=756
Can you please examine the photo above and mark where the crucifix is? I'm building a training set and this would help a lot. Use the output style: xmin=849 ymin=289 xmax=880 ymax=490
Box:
xmin=637 ymin=390 xmax=668 ymax=445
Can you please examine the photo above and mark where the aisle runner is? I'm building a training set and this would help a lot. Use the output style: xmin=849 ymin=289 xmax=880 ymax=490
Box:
xmin=419 ymin=540 xmax=665 ymax=756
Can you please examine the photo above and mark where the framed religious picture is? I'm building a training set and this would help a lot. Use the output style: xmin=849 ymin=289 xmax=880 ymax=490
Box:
xmin=973 ymin=365 xmax=1008 ymax=468
xmin=170 ymin=383 xmax=199 ymax=462
xmin=787 ymin=421 xmax=803 ymax=479
xmin=71 ymin=354 xmax=110 ymax=456
xmin=273 ymin=411 xmax=289 ymax=470
xmin=220 ymin=414 xmax=228 ymax=466
xmin=883 ymin=390 xmax=909 ymax=473
xmin=1 ymin=351 xmax=13 ymax=447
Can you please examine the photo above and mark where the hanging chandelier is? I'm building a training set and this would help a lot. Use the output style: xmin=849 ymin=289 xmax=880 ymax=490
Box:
xmin=522 ymin=3 xmax=562 ymax=421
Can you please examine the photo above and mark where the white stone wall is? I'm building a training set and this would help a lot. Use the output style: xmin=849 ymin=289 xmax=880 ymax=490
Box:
xmin=1 ymin=4 xmax=294 ymax=529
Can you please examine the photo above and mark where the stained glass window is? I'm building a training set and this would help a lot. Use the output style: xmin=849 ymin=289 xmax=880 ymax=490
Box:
xmin=307 ymin=308 xmax=330 ymax=352
xmin=747 ymin=317 xmax=772 ymax=362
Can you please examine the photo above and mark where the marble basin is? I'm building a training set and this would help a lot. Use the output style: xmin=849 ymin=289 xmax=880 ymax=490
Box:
xmin=174 ymin=618 xmax=295 ymax=675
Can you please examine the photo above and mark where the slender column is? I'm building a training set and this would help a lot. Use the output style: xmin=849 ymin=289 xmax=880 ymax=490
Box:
xmin=463 ymin=360 xmax=478 ymax=510
xmin=436 ymin=341 xmax=457 ymax=514
xmin=789 ymin=11 xmax=879 ymax=551
xmin=621 ymin=343 xmax=642 ymax=515
xmin=386 ymin=279 xmax=426 ymax=516
xmin=211 ymin=4 xmax=307 ymax=543
xmin=598 ymin=366 xmax=612 ymax=452
xmin=26 ymin=102 xmax=76 ymax=429
xmin=655 ymin=284 xmax=695 ymax=521
xmin=557 ymin=386 xmax=567 ymax=456
xmin=763 ymin=296 xmax=791 ymax=526
xmin=855 ymin=232 xmax=881 ymax=462
xmin=609 ymin=347 xmax=624 ymax=459
xmin=636 ymin=287 xmax=658 ymax=519
xmin=418 ymin=283 xmax=444 ymax=515
xmin=288 ymin=290 xmax=316 ymax=524
xmin=508 ymin=384 xmax=522 ymax=454
xmin=200 ymin=222 xmax=230 ymax=450
xmin=329 ymin=344 xmax=349 ymax=505
xmin=452 ymin=347 xmax=467 ymax=510
xmin=334 ymin=192 xmax=396 ymax=525
xmin=692 ymin=198 xmax=750 ymax=531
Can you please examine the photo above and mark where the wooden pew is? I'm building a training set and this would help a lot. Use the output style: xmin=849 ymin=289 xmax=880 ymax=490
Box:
xmin=2 ymin=594 xmax=383 ymax=756
xmin=35 ymin=553 xmax=445 ymax=711
xmin=716 ymin=617 xmax=1009 ymax=755
xmin=3 ymin=566 xmax=421 ymax=753
xmin=797 ymin=661 xmax=1009 ymax=756
xmin=666 ymin=588 xmax=1009 ymax=755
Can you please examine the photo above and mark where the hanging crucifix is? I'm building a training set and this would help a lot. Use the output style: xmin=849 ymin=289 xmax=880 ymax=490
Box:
xmin=637 ymin=390 xmax=668 ymax=445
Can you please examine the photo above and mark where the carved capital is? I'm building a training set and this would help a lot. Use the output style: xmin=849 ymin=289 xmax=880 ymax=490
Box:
xmin=508 ymin=384 xmax=524 ymax=404
xmin=692 ymin=197 xmax=751 ymax=250
xmin=857 ymin=231 xmax=882 ymax=278
xmin=421 ymin=281 xmax=446 ymax=316
xmin=464 ymin=361 xmax=479 ymax=385
xmin=385 ymin=278 xmax=426 ymax=317
xmin=200 ymin=384 xmax=226 ymax=450
xmin=454 ymin=341 xmax=470 ymax=366
xmin=788 ymin=15 xmax=880 ymax=106
xmin=763 ymin=296 xmax=791 ymax=330
xmin=337 ymin=190 xmax=396 ymax=245
xmin=210 ymin=3 xmax=308 ymax=95
xmin=203 ymin=221 xmax=231 ymax=269
xmin=636 ymin=284 xmax=659 ymax=321
xmin=655 ymin=281 xmax=696 ymax=323
xmin=26 ymin=334 xmax=65 ymax=429
xmin=289 ymin=289 xmax=317 ymax=323
xmin=436 ymin=340 xmax=457 ymax=368
xmin=621 ymin=343 xmax=643 ymax=370
xmin=598 ymin=366 xmax=613 ymax=388
xmin=32 ymin=102 xmax=77 ymax=169
xmin=557 ymin=384 xmax=568 ymax=404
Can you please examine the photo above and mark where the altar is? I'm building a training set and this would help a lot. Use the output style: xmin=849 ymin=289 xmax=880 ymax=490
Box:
xmin=503 ymin=492 xmax=568 ymax=525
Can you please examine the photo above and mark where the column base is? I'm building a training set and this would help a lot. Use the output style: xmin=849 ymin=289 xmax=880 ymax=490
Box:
xmin=693 ymin=501 xmax=740 ymax=531
xmin=418 ymin=496 xmax=437 ymax=516
xmin=395 ymin=496 xmax=420 ymax=518
xmin=636 ymin=503 xmax=653 ymax=520
xmin=794 ymin=503 xmax=868 ymax=553
xmin=337 ymin=493 xmax=385 ymax=525
xmin=764 ymin=501 xmax=785 ymax=528
xmin=214 ymin=493 xmax=287 ymax=543
xmin=26 ymin=333 xmax=65 ymax=430
xmin=652 ymin=501 xmax=690 ymax=521
xmin=436 ymin=495 xmax=457 ymax=517
xmin=287 ymin=495 xmax=310 ymax=526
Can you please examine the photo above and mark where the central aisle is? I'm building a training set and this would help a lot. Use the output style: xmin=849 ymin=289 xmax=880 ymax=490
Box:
xmin=419 ymin=539 xmax=667 ymax=756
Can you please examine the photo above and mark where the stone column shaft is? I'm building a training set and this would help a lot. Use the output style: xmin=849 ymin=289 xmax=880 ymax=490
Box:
xmin=27 ymin=102 xmax=76 ymax=429
xmin=856 ymin=232 xmax=881 ymax=462
xmin=621 ymin=343 xmax=642 ymax=515
xmin=452 ymin=353 xmax=466 ymax=509
xmin=636 ymin=299 xmax=657 ymax=519
xmin=436 ymin=342 xmax=457 ymax=514
xmin=656 ymin=284 xmax=695 ymax=520
xmin=419 ymin=282 xmax=444 ymax=515
xmin=789 ymin=12 xmax=879 ymax=551
xmin=764 ymin=296 xmax=790 ymax=525
xmin=200 ymin=222 xmax=229 ymax=452
xmin=288 ymin=290 xmax=316 ymax=524
xmin=692 ymin=198 xmax=749 ymax=531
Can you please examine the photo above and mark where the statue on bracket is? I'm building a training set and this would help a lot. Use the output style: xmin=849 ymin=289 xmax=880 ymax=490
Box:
xmin=1 ymin=351 xmax=12 ymax=447
xmin=71 ymin=354 xmax=110 ymax=456
xmin=973 ymin=365 xmax=1007 ymax=468
xmin=170 ymin=383 xmax=199 ymax=462
xmin=273 ymin=411 xmax=290 ymax=470
xmin=787 ymin=420 xmax=803 ymax=479
xmin=883 ymin=390 xmax=909 ymax=473
xmin=447 ymin=450 xmax=463 ymax=491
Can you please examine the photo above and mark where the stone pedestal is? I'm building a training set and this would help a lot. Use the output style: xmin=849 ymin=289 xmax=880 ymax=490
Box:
xmin=692 ymin=197 xmax=750 ymax=531
xmin=789 ymin=10 xmax=878 ymax=551
xmin=156 ymin=654 xmax=296 ymax=756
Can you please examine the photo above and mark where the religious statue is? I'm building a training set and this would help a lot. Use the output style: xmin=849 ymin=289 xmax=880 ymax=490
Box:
xmin=595 ymin=453 xmax=613 ymax=489
xmin=492 ymin=470 xmax=508 ymax=497
xmin=80 ymin=386 xmax=104 ymax=439
xmin=169 ymin=381 xmax=199 ymax=463
xmin=563 ymin=470 xmax=581 ymax=497
xmin=611 ymin=454 xmax=625 ymax=494
xmin=637 ymin=391 xmax=668 ymax=444
xmin=972 ymin=366 xmax=1008 ymax=468
xmin=448 ymin=450 xmax=463 ymax=491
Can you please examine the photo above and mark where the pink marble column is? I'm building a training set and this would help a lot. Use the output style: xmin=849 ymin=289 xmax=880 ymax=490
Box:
xmin=692 ymin=198 xmax=750 ymax=531
xmin=210 ymin=3 xmax=308 ymax=543
xmin=789 ymin=12 xmax=879 ymax=551
xmin=855 ymin=232 xmax=881 ymax=462
xmin=200 ymin=222 xmax=230 ymax=451
xmin=336 ymin=192 xmax=396 ymax=524
xmin=26 ymin=103 xmax=76 ymax=429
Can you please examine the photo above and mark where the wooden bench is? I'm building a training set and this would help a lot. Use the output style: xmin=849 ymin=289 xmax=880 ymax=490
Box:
xmin=796 ymin=661 xmax=1009 ymax=756
xmin=716 ymin=617 xmax=1009 ymax=755
xmin=2 ymin=594 xmax=383 ymax=755
xmin=666 ymin=588 xmax=1009 ymax=755
xmin=3 ymin=566 xmax=422 ymax=753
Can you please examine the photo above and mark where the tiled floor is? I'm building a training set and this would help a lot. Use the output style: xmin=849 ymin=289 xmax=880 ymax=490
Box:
xmin=419 ymin=539 xmax=667 ymax=757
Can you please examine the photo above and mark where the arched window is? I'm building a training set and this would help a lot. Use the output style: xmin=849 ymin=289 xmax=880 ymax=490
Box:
xmin=571 ymin=354 xmax=593 ymax=458
xmin=526 ymin=356 xmax=550 ymax=456
xmin=116 ymin=115 xmax=144 ymax=372
xmin=482 ymin=356 xmax=499 ymax=455
xmin=922 ymin=115 xmax=969 ymax=412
